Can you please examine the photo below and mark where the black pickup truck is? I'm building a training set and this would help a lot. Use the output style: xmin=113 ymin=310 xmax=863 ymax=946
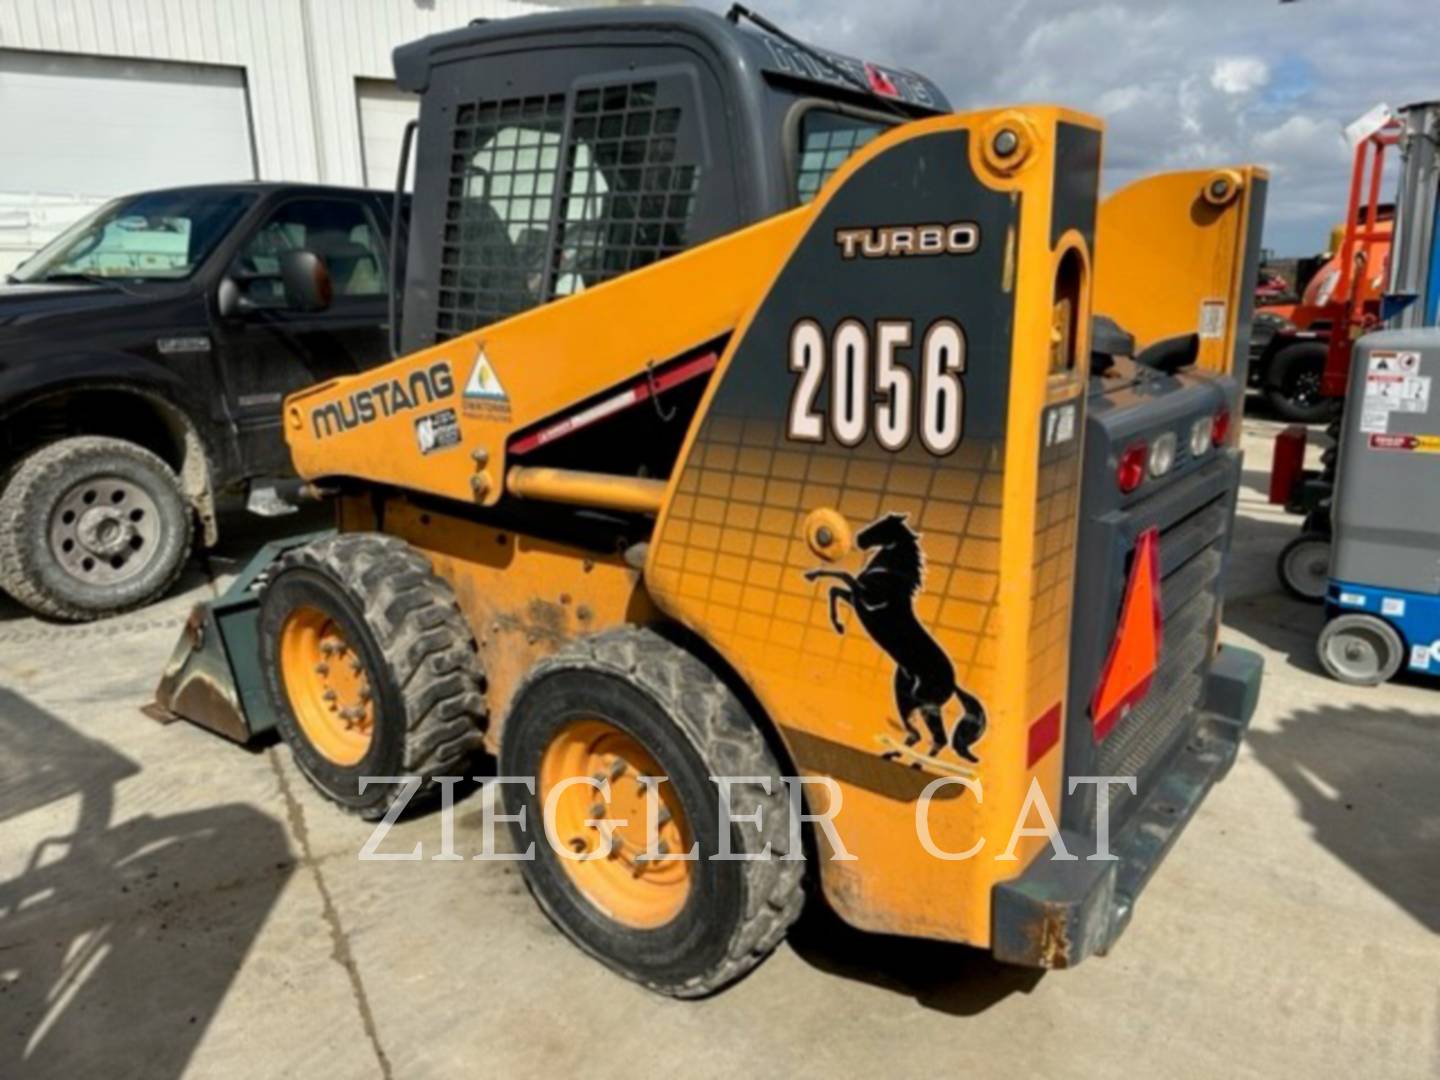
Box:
xmin=0 ymin=182 xmax=404 ymax=620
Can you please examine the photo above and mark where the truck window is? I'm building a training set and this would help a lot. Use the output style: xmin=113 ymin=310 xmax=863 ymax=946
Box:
xmin=795 ymin=109 xmax=887 ymax=204
xmin=11 ymin=190 xmax=255 ymax=283
xmin=234 ymin=199 xmax=386 ymax=304
xmin=435 ymin=80 xmax=702 ymax=341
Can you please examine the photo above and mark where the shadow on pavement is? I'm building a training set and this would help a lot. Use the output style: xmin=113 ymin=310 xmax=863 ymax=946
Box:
xmin=785 ymin=898 xmax=1043 ymax=1017
xmin=0 ymin=688 xmax=293 ymax=1080
xmin=1247 ymin=701 xmax=1440 ymax=935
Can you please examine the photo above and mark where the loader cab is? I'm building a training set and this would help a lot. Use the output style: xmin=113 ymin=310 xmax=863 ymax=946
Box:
xmin=392 ymin=7 xmax=947 ymax=355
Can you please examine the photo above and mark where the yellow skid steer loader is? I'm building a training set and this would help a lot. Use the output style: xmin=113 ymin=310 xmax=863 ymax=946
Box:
xmin=150 ymin=6 xmax=1267 ymax=996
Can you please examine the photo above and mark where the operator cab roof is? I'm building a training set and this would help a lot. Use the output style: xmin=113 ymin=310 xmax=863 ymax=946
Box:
xmin=392 ymin=5 xmax=950 ymax=116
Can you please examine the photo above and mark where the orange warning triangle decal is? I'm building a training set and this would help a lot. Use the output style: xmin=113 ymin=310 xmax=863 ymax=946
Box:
xmin=1092 ymin=528 xmax=1162 ymax=740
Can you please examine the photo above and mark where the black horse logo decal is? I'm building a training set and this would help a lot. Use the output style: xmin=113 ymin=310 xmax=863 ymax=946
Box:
xmin=804 ymin=513 xmax=988 ymax=764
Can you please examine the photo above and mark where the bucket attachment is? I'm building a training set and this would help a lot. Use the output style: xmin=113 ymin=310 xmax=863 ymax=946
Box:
xmin=144 ymin=532 xmax=331 ymax=743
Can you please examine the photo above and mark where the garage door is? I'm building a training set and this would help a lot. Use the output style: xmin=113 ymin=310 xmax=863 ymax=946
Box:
xmin=0 ymin=50 xmax=255 ymax=193
xmin=0 ymin=51 xmax=255 ymax=272
xmin=357 ymin=78 xmax=419 ymax=189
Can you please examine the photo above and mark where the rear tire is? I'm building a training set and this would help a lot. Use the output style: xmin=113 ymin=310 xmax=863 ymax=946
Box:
xmin=1264 ymin=342 xmax=1341 ymax=423
xmin=1276 ymin=531 xmax=1330 ymax=603
xmin=0 ymin=436 xmax=191 ymax=621
xmin=259 ymin=533 xmax=487 ymax=819
xmin=501 ymin=626 xmax=804 ymax=997
xmin=1317 ymin=613 xmax=1404 ymax=686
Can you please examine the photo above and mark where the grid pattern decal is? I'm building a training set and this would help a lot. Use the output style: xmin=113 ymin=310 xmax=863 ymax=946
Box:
xmin=557 ymin=81 xmax=700 ymax=287
xmin=651 ymin=413 xmax=1005 ymax=729
xmin=1026 ymin=418 xmax=1082 ymax=720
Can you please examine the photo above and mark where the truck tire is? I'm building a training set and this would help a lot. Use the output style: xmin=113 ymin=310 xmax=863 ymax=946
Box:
xmin=1317 ymin=613 xmax=1404 ymax=687
xmin=1264 ymin=341 xmax=1341 ymax=423
xmin=501 ymin=626 xmax=805 ymax=998
xmin=0 ymin=436 xmax=192 ymax=621
xmin=1276 ymin=531 xmax=1330 ymax=603
xmin=259 ymin=533 xmax=487 ymax=819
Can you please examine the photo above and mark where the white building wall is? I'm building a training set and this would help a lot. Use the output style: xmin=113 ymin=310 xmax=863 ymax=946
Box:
xmin=0 ymin=0 xmax=546 ymax=269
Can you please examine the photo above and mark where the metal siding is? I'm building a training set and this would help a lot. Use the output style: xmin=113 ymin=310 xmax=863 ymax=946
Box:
xmin=0 ymin=0 xmax=543 ymax=268
xmin=0 ymin=0 xmax=545 ymax=186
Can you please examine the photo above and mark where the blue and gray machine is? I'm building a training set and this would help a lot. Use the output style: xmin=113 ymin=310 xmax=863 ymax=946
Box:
xmin=1319 ymin=328 xmax=1440 ymax=685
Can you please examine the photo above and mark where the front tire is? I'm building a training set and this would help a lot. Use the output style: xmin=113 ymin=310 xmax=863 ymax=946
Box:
xmin=259 ymin=533 xmax=487 ymax=819
xmin=501 ymin=627 xmax=805 ymax=997
xmin=0 ymin=436 xmax=192 ymax=621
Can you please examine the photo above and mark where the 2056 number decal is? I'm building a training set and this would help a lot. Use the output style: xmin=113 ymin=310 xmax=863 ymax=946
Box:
xmin=787 ymin=318 xmax=965 ymax=455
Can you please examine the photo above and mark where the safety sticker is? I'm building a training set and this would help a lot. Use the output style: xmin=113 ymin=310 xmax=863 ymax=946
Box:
xmin=1381 ymin=596 xmax=1407 ymax=617
xmin=414 ymin=407 xmax=461 ymax=455
xmin=1368 ymin=433 xmax=1440 ymax=453
xmin=1044 ymin=402 xmax=1077 ymax=447
xmin=465 ymin=347 xmax=508 ymax=400
xmin=1199 ymin=299 xmax=1227 ymax=340
xmin=463 ymin=345 xmax=512 ymax=422
xmin=1411 ymin=644 xmax=1432 ymax=671
xmin=1361 ymin=350 xmax=1429 ymax=434
xmin=1338 ymin=591 xmax=1366 ymax=607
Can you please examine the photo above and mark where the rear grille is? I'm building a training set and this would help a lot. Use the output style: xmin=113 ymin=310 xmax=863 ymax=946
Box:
xmin=1096 ymin=493 xmax=1228 ymax=780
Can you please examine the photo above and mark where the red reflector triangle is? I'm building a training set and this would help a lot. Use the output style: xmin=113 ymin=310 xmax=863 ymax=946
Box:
xmin=1091 ymin=527 xmax=1162 ymax=741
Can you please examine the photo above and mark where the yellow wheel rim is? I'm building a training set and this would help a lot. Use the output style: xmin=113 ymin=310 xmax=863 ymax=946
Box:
xmin=279 ymin=605 xmax=376 ymax=767
xmin=538 ymin=719 xmax=693 ymax=930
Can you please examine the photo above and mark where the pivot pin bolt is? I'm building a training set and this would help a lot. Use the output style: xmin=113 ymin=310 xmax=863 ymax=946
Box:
xmin=992 ymin=129 xmax=1020 ymax=157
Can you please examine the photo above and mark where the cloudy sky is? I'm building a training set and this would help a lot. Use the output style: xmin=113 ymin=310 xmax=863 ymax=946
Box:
xmin=699 ymin=0 xmax=1435 ymax=255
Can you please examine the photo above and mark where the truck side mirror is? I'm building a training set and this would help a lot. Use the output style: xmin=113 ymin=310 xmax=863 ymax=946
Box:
xmin=280 ymin=249 xmax=333 ymax=313
xmin=216 ymin=277 xmax=253 ymax=319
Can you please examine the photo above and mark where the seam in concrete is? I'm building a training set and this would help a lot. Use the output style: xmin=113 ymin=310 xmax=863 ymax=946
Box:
xmin=269 ymin=749 xmax=394 ymax=1080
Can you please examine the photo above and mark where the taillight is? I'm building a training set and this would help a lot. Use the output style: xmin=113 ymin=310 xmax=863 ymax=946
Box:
xmin=1211 ymin=406 xmax=1231 ymax=447
xmin=1189 ymin=416 xmax=1211 ymax=457
xmin=1117 ymin=441 xmax=1147 ymax=493
xmin=1148 ymin=432 xmax=1177 ymax=478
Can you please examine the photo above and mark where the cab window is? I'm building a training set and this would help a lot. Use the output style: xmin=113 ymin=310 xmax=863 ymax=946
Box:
xmin=795 ymin=110 xmax=888 ymax=204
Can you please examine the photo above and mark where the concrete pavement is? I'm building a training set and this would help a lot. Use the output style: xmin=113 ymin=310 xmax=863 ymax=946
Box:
xmin=1 ymin=416 xmax=1436 ymax=1080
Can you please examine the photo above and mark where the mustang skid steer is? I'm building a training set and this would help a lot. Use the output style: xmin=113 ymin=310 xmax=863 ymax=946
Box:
xmin=149 ymin=8 xmax=1265 ymax=995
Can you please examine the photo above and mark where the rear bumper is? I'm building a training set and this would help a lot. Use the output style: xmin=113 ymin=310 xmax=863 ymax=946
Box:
xmin=990 ymin=644 xmax=1262 ymax=969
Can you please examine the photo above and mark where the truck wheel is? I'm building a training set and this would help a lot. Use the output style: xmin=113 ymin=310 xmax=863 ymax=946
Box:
xmin=0 ymin=436 xmax=192 ymax=621
xmin=259 ymin=533 xmax=487 ymax=819
xmin=1276 ymin=531 xmax=1330 ymax=603
xmin=1264 ymin=342 xmax=1341 ymax=423
xmin=1317 ymin=613 xmax=1404 ymax=686
xmin=501 ymin=626 xmax=805 ymax=998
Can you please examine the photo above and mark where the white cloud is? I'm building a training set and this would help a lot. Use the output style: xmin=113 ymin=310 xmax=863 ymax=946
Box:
xmin=696 ymin=0 xmax=1435 ymax=254
xmin=1211 ymin=57 xmax=1269 ymax=95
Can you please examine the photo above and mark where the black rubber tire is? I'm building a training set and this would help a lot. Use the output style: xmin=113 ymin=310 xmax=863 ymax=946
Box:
xmin=501 ymin=626 xmax=805 ymax=998
xmin=259 ymin=532 xmax=487 ymax=819
xmin=1264 ymin=341 xmax=1342 ymax=423
xmin=1317 ymin=613 xmax=1404 ymax=687
xmin=1276 ymin=531 xmax=1331 ymax=603
xmin=0 ymin=436 xmax=192 ymax=621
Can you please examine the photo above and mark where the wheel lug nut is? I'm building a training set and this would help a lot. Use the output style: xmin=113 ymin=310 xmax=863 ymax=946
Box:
xmin=314 ymin=662 xmax=330 ymax=676
xmin=608 ymin=758 xmax=626 ymax=779
xmin=588 ymin=803 xmax=605 ymax=819
xmin=322 ymin=689 xmax=338 ymax=702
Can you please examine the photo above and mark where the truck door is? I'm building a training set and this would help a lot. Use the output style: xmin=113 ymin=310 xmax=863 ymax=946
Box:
xmin=213 ymin=195 xmax=393 ymax=475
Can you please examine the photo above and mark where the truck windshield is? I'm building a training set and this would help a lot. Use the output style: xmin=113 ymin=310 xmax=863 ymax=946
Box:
xmin=10 ymin=190 xmax=257 ymax=284
xmin=795 ymin=109 xmax=889 ymax=204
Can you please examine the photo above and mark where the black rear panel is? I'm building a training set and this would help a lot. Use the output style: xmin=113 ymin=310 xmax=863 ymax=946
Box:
xmin=1063 ymin=371 xmax=1240 ymax=834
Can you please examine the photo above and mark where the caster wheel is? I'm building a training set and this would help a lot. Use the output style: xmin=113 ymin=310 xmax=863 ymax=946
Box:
xmin=1277 ymin=531 xmax=1330 ymax=603
xmin=1317 ymin=613 xmax=1404 ymax=687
